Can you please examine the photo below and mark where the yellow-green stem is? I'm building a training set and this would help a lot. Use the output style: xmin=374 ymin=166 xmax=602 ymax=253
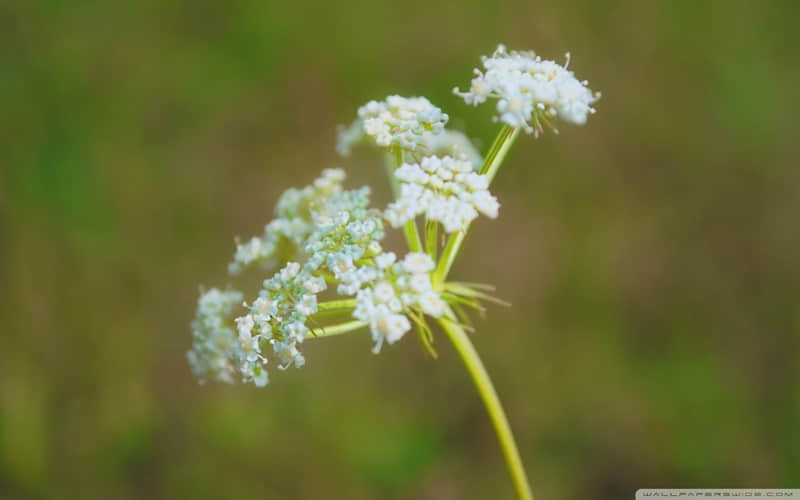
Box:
xmin=311 ymin=320 xmax=366 ymax=338
xmin=385 ymin=151 xmax=401 ymax=199
xmin=481 ymin=125 xmax=520 ymax=183
xmin=390 ymin=147 xmax=423 ymax=252
xmin=432 ymin=125 xmax=519 ymax=287
xmin=425 ymin=219 xmax=438 ymax=260
xmin=404 ymin=221 xmax=423 ymax=252
xmin=438 ymin=306 xmax=534 ymax=500
xmin=317 ymin=299 xmax=357 ymax=311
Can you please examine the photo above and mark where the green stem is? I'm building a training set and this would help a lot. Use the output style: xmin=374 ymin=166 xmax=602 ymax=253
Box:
xmin=432 ymin=234 xmax=462 ymax=290
xmin=385 ymin=151 xmax=401 ymax=199
xmin=404 ymin=220 xmax=423 ymax=252
xmin=438 ymin=307 xmax=534 ymax=500
xmin=310 ymin=320 xmax=366 ymax=338
xmin=425 ymin=219 xmax=438 ymax=260
xmin=481 ymin=125 xmax=520 ymax=184
xmin=432 ymin=125 xmax=519 ymax=287
xmin=317 ymin=299 xmax=357 ymax=311
xmin=389 ymin=147 xmax=423 ymax=252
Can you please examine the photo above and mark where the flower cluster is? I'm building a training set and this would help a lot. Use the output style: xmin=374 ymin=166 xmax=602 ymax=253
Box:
xmin=353 ymin=252 xmax=445 ymax=353
xmin=190 ymin=44 xmax=598 ymax=392
xmin=187 ymin=288 xmax=252 ymax=384
xmin=225 ymin=183 xmax=385 ymax=384
xmin=303 ymin=187 xmax=385 ymax=297
xmin=337 ymin=95 xmax=449 ymax=155
xmin=454 ymin=45 xmax=600 ymax=133
xmin=190 ymin=167 xmax=451 ymax=386
xmin=229 ymin=168 xmax=345 ymax=275
xmin=385 ymin=156 xmax=499 ymax=233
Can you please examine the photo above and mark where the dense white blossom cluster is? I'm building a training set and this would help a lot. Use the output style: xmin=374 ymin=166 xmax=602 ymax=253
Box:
xmin=230 ymin=183 xmax=384 ymax=384
xmin=228 ymin=168 xmax=345 ymax=275
xmin=385 ymin=156 xmax=499 ymax=233
xmin=189 ymin=169 xmax=447 ymax=386
xmin=353 ymin=252 xmax=444 ymax=353
xmin=337 ymin=95 xmax=449 ymax=155
xmin=187 ymin=288 xmax=255 ymax=384
xmin=454 ymin=45 xmax=600 ymax=132
xmin=190 ymin=43 xmax=598 ymax=391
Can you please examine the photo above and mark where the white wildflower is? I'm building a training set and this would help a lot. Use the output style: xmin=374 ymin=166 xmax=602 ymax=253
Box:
xmin=409 ymin=273 xmax=433 ymax=293
xmin=371 ymin=308 xmax=411 ymax=351
xmin=228 ymin=169 xmax=346 ymax=275
xmin=252 ymin=296 xmax=278 ymax=318
xmin=385 ymin=156 xmax=499 ymax=233
xmin=286 ymin=321 xmax=309 ymax=343
xmin=351 ymin=252 xmax=444 ymax=353
xmin=470 ymin=190 xmax=500 ymax=218
xmin=402 ymin=252 xmax=435 ymax=274
xmin=187 ymin=288 xmax=247 ymax=385
xmin=280 ymin=262 xmax=301 ymax=281
xmin=303 ymin=276 xmax=327 ymax=294
xmin=235 ymin=314 xmax=255 ymax=340
xmin=221 ymin=180 xmax=387 ymax=386
xmin=229 ymin=237 xmax=274 ymax=276
xmin=395 ymin=163 xmax=429 ymax=184
xmin=250 ymin=364 xmax=269 ymax=387
xmin=375 ymin=252 xmax=396 ymax=269
xmin=373 ymin=281 xmax=395 ymax=303
xmin=295 ymin=294 xmax=318 ymax=316
xmin=383 ymin=199 xmax=417 ymax=228
xmin=337 ymin=95 xmax=449 ymax=155
xmin=418 ymin=291 xmax=446 ymax=318
xmin=454 ymin=45 xmax=600 ymax=133
xmin=272 ymin=340 xmax=305 ymax=369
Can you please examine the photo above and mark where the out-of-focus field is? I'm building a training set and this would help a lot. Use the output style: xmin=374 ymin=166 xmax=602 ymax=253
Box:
xmin=1 ymin=1 xmax=798 ymax=499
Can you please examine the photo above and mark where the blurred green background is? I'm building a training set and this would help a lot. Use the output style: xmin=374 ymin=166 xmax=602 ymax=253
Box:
xmin=2 ymin=0 xmax=799 ymax=499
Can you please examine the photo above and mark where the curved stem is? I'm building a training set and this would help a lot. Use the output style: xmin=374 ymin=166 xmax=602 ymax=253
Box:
xmin=438 ymin=308 xmax=534 ymax=500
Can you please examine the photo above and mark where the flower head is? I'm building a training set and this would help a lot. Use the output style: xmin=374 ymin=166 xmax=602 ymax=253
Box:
xmin=352 ymin=251 xmax=444 ymax=353
xmin=229 ymin=169 xmax=346 ymax=275
xmin=188 ymin=288 xmax=270 ymax=385
xmin=454 ymin=45 xmax=600 ymax=134
xmin=385 ymin=156 xmax=500 ymax=233
xmin=337 ymin=95 xmax=449 ymax=155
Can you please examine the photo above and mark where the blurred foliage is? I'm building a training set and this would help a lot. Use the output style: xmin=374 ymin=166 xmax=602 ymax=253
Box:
xmin=1 ymin=0 xmax=799 ymax=499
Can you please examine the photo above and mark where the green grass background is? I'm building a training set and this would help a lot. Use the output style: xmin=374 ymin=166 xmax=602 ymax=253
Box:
xmin=1 ymin=1 xmax=798 ymax=498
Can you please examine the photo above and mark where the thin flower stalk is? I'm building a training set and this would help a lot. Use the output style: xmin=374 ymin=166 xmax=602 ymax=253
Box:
xmin=438 ymin=307 xmax=534 ymax=500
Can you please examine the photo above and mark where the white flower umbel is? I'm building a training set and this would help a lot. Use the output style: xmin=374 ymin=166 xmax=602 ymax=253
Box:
xmin=454 ymin=44 xmax=600 ymax=134
xmin=228 ymin=168 xmax=346 ymax=275
xmin=337 ymin=95 xmax=449 ymax=155
xmin=385 ymin=156 xmax=500 ymax=233
xmin=352 ymin=251 xmax=444 ymax=353
xmin=230 ymin=184 xmax=387 ymax=383
xmin=187 ymin=288 xmax=272 ymax=386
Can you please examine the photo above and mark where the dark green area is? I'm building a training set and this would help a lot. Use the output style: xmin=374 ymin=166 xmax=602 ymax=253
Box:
xmin=1 ymin=0 xmax=798 ymax=498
